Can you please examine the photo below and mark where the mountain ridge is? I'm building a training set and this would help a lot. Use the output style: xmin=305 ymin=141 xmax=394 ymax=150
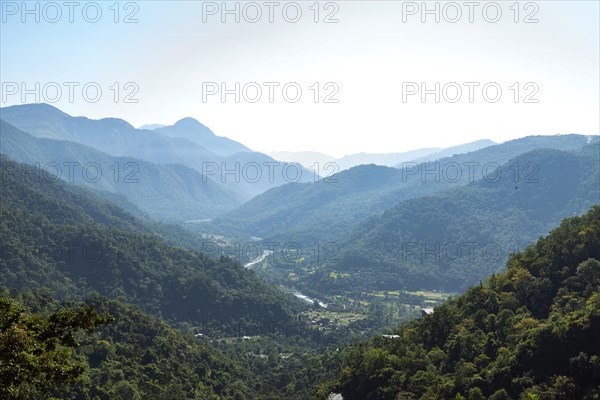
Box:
xmin=315 ymin=144 xmax=600 ymax=293
xmin=0 ymin=119 xmax=243 ymax=221
xmin=0 ymin=103 xmax=314 ymax=200
xmin=213 ymin=134 xmax=598 ymax=244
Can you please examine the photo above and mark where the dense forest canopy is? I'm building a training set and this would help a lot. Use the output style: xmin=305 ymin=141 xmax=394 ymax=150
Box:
xmin=0 ymin=156 xmax=295 ymax=328
xmin=316 ymin=206 xmax=600 ymax=399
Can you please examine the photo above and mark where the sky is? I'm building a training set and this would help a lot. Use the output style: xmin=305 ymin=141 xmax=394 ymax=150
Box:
xmin=1 ymin=0 xmax=598 ymax=158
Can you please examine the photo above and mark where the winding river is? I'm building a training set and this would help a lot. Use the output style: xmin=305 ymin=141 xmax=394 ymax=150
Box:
xmin=243 ymin=250 xmax=273 ymax=269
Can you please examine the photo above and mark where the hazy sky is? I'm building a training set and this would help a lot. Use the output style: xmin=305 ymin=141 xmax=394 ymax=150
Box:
xmin=1 ymin=1 xmax=598 ymax=157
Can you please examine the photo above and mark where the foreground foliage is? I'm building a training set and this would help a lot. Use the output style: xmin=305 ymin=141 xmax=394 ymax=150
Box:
xmin=0 ymin=297 xmax=111 ymax=399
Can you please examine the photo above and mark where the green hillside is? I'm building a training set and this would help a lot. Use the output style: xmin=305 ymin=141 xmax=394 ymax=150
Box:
xmin=318 ymin=205 xmax=600 ymax=399
xmin=0 ymin=156 xmax=293 ymax=326
xmin=214 ymin=135 xmax=598 ymax=244
xmin=311 ymin=145 xmax=600 ymax=293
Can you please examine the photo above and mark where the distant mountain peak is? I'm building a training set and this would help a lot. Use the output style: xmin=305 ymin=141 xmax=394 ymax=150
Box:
xmin=156 ymin=118 xmax=251 ymax=156
xmin=96 ymin=117 xmax=135 ymax=130
xmin=2 ymin=102 xmax=68 ymax=116
xmin=174 ymin=117 xmax=209 ymax=130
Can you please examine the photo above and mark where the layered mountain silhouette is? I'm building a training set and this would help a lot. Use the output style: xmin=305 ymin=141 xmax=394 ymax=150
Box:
xmin=269 ymin=139 xmax=495 ymax=171
xmin=0 ymin=120 xmax=243 ymax=221
xmin=213 ymin=134 xmax=598 ymax=244
xmin=0 ymin=103 xmax=314 ymax=204
xmin=309 ymin=144 xmax=600 ymax=292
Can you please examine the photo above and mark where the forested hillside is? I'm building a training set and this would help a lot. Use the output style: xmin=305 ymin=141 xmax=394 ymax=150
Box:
xmin=314 ymin=145 xmax=600 ymax=292
xmin=3 ymin=1 xmax=597 ymax=398
xmin=0 ymin=156 xmax=293 ymax=327
xmin=214 ymin=135 xmax=598 ymax=244
xmin=318 ymin=205 xmax=600 ymax=399
xmin=0 ymin=155 xmax=356 ymax=399
xmin=0 ymin=291 xmax=286 ymax=399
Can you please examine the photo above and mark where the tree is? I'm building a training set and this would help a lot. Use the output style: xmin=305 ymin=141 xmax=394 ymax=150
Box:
xmin=0 ymin=297 xmax=112 ymax=399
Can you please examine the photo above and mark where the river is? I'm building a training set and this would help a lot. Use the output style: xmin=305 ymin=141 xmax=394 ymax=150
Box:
xmin=243 ymin=250 xmax=273 ymax=269
xmin=294 ymin=292 xmax=328 ymax=308
xmin=243 ymin=250 xmax=328 ymax=308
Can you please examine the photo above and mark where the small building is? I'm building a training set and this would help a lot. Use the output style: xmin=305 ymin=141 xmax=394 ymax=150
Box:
xmin=382 ymin=334 xmax=400 ymax=339
xmin=421 ymin=308 xmax=434 ymax=317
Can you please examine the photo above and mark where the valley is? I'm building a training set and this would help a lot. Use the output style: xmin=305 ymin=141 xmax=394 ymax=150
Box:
xmin=1 ymin=106 xmax=598 ymax=399
xmin=1 ymin=110 xmax=598 ymax=399
xmin=1 ymin=4 xmax=598 ymax=398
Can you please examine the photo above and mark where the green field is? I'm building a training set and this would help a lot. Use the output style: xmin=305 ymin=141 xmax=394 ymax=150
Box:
xmin=329 ymin=272 xmax=351 ymax=279
xmin=302 ymin=310 xmax=366 ymax=327
xmin=405 ymin=290 xmax=452 ymax=300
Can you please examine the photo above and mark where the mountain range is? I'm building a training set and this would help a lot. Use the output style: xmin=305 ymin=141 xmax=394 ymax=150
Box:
xmin=0 ymin=104 xmax=314 ymax=203
xmin=1 ymin=104 xmax=598 ymax=400
xmin=213 ymin=134 xmax=598 ymax=245
xmin=0 ymin=120 xmax=243 ymax=221
xmin=317 ymin=143 xmax=600 ymax=293
xmin=268 ymin=139 xmax=496 ymax=171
